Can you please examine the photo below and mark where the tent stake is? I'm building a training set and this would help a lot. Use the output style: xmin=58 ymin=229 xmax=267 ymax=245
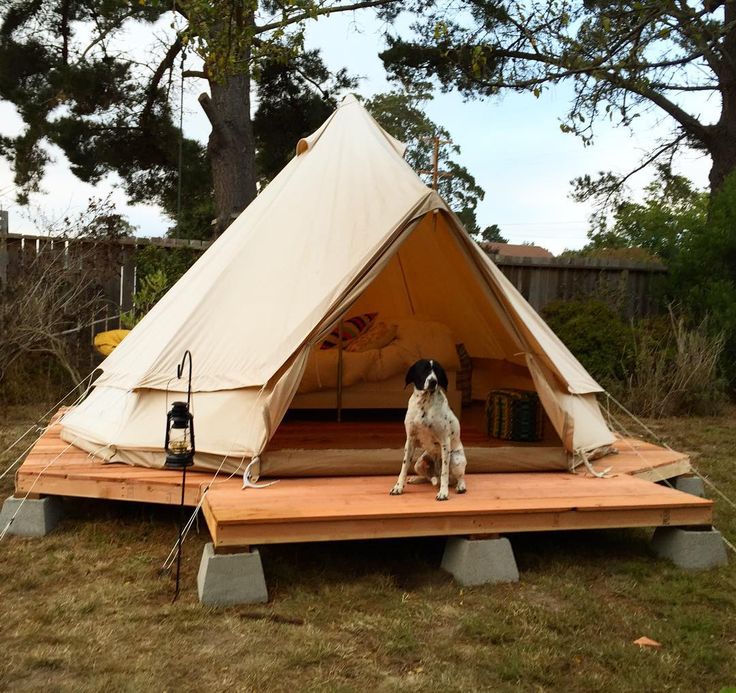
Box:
xmin=173 ymin=463 xmax=187 ymax=602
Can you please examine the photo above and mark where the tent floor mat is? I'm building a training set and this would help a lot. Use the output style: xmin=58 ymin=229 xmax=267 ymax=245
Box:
xmin=14 ymin=410 xmax=708 ymax=548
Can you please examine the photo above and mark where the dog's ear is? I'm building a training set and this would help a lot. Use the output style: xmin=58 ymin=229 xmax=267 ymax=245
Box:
xmin=434 ymin=362 xmax=449 ymax=391
xmin=404 ymin=362 xmax=419 ymax=389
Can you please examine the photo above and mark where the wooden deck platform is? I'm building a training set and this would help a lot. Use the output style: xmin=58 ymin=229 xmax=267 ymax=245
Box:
xmin=203 ymin=474 xmax=712 ymax=548
xmin=13 ymin=412 xmax=710 ymax=549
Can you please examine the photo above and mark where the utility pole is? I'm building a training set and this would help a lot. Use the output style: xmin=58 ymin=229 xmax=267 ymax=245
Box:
xmin=418 ymin=135 xmax=452 ymax=190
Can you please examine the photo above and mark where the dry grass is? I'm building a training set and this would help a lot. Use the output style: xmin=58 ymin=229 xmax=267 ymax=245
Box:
xmin=1 ymin=404 xmax=735 ymax=692
xmin=624 ymin=312 xmax=727 ymax=418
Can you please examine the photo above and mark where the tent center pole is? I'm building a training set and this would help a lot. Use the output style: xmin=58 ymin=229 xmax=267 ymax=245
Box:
xmin=336 ymin=320 xmax=344 ymax=422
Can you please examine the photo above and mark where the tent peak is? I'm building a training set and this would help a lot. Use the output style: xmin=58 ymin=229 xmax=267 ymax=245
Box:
xmin=295 ymin=94 xmax=407 ymax=158
xmin=339 ymin=93 xmax=360 ymax=107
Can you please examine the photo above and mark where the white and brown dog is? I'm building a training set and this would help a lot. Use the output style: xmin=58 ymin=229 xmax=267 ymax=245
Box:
xmin=390 ymin=359 xmax=467 ymax=501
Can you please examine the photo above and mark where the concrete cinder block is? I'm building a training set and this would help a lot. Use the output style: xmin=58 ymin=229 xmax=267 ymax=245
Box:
xmin=197 ymin=542 xmax=268 ymax=606
xmin=0 ymin=495 xmax=62 ymax=537
xmin=674 ymin=476 xmax=706 ymax=498
xmin=651 ymin=526 xmax=728 ymax=570
xmin=441 ymin=536 xmax=520 ymax=586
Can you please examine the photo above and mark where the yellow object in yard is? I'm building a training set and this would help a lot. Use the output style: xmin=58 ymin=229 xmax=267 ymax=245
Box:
xmin=93 ymin=329 xmax=131 ymax=356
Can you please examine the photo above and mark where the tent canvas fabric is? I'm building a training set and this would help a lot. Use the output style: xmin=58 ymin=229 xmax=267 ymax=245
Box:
xmin=60 ymin=95 xmax=616 ymax=475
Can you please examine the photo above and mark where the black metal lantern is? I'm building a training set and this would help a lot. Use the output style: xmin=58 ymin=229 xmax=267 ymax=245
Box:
xmin=164 ymin=400 xmax=195 ymax=469
xmin=164 ymin=350 xmax=195 ymax=602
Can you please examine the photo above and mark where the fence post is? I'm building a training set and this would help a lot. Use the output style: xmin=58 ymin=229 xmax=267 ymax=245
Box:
xmin=0 ymin=210 xmax=8 ymax=290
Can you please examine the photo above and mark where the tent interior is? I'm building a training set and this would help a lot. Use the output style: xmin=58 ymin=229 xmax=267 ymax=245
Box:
xmin=261 ymin=208 xmax=569 ymax=478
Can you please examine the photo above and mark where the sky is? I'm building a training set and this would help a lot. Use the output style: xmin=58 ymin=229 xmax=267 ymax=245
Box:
xmin=0 ymin=9 xmax=716 ymax=255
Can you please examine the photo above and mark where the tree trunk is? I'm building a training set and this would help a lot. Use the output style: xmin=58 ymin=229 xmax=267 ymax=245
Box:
xmin=710 ymin=1 xmax=736 ymax=194
xmin=199 ymin=59 xmax=258 ymax=236
xmin=708 ymin=133 xmax=736 ymax=194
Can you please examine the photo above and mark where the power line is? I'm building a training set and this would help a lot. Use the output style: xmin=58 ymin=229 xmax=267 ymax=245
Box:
xmin=494 ymin=220 xmax=589 ymax=226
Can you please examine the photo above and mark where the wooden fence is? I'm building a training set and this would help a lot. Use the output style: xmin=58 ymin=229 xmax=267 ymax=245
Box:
xmin=0 ymin=231 xmax=667 ymax=342
xmin=492 ymin=255 xmax=667 ymax=318
xmin=0 ymin=231 xmax=208 ymax=335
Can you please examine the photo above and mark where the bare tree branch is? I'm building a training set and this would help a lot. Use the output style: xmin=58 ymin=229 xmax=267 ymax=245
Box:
xmin=256 ymin=0 xmax=395 ymax=34
xmin=141 ymin=36 xmax=183 ymax=122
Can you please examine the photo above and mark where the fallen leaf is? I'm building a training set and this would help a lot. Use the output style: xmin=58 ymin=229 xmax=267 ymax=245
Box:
xmin=633 ymin=636 xmax=662 ymax=649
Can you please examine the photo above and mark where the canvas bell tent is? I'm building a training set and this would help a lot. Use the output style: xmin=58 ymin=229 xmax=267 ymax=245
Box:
xmin=60 ymin=95 xmax=616 ymax=477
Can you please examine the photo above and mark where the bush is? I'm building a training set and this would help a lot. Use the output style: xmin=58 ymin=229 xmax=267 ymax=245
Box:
xmin=625 ymin=311 xmax=726 ymax=417
xmin=543 ymin=299 xmax=727 ymax=417
xmin=668 ymin=172 xmax=736 ymax=389
xmin=121 ymin=245 xmax=200 ymax=327
xmin=541 ymin=299 xmax=632 ymax=386
xmin=0 ymin=353 xmax=78 ymax=406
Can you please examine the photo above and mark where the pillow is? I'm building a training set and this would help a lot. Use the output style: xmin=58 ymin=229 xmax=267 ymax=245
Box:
xmin=345 ymin=321 xmax=398 ymax=353
xmin=320 ymin=312 xmax=377 ymax=350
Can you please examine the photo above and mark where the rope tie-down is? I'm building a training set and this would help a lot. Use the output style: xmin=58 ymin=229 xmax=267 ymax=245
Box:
xmin=601 ymin=391 xmax=736 ymax=556
xmin=242 ymin=456 xmax=279 ymax=490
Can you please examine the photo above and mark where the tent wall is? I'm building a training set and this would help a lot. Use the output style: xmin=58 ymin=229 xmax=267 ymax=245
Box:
xmin=58 ymin=95 xmax=618 ymax=474
xmin=350 ymin=212 xmax=524 ymax=363
xmin=258 ymin=445 xmax=569 ymax=477
xmin=60 ymin=347 xmax=310 ymax=473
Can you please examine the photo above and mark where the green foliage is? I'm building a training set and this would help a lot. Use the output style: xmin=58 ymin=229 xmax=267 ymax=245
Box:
xmin=668 ymin=172 xmax=736 ymax=388
xmin=0 ymin=0 xmax=211 ymax=228
xmin=126 ymin=139 xmax=215 ymax=241
xmin=559 ymin=246 xmax=662 ymax=264
xmin=122 ymin=245 xmax=200 ymax=327
xmin=571 ymin=164 xmax=736 ymax=388
xmin=121 ymin=270 xmax=169 ymax=329
xmin=543 ymin=299 xmax=726 ymax=416
xmin=574 ymin=165 xmax=708 ymax=262
xmin=541 ymin=299 xmax=631 ymax=385
xmin=479 ymin=224 xmax=508 ymax=243
xmin=623 ymin=312 xmax=726 ymax=417
xmin=365 ymin=86 xmax=485 ymax=234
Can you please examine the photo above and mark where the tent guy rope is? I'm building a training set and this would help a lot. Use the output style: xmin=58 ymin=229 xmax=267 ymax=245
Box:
xmin=0 ymin=438 xmax=79 ymax=541
xmin=603 ymin=392 xmax=736 ymax=555
xmin=0 ymin=371 xmax=94 ymax=460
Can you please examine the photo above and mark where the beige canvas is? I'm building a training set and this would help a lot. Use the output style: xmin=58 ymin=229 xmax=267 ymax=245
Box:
xmin=61 ymin=95 xmax=616 ymax=474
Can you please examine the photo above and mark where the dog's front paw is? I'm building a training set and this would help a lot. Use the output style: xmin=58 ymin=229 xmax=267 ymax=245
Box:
xmin=436 ymin=490 xmax=449 ymax=501
xmin=390 ymin=484 xmax=404 ymax=496
xmin=456 ymin=479 xmax=467 ymax=494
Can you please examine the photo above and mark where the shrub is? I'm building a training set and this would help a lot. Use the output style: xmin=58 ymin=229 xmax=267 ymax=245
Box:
xmin=121 ymin=270 xmax=170 ymax=328
xmin=121 ymin=245 xmax=200 ymax=327
xmin=542 ymin=300 xmax=726 ymax=417
xmin=624 ymin=311 xmax=726 ymax=417
xmin=541 ymin=299 xmax=632 ymax=386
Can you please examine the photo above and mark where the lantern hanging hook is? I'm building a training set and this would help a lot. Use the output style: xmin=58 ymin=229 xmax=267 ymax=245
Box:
xmin=177 ymin=350 xmax=193 ymax=407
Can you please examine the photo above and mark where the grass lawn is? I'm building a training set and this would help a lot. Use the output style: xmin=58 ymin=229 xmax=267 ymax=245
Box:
xmin=1 ymin=404 xmax=735 ymax=691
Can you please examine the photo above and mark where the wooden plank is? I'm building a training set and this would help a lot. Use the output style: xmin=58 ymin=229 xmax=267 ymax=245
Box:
xmin=205 ymin=506 xmax=712 ymax=548
xmin=15 ymin=470 xmax=211 ymax=507
xmin=204 ymin=474 xmax=711 ymax=525
xmin=200 ymin=471 xmax=712 ymax=546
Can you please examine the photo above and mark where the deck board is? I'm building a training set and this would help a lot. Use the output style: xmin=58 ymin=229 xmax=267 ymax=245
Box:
xmin=13 ymin=409 xmax=710 ymax=548
xmin=202 ymin=473 xmax=712 ymax=547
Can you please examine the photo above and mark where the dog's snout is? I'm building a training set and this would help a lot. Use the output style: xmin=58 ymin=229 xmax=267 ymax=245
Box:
xmin=426 ymin=376 xmax=438 ymax=390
